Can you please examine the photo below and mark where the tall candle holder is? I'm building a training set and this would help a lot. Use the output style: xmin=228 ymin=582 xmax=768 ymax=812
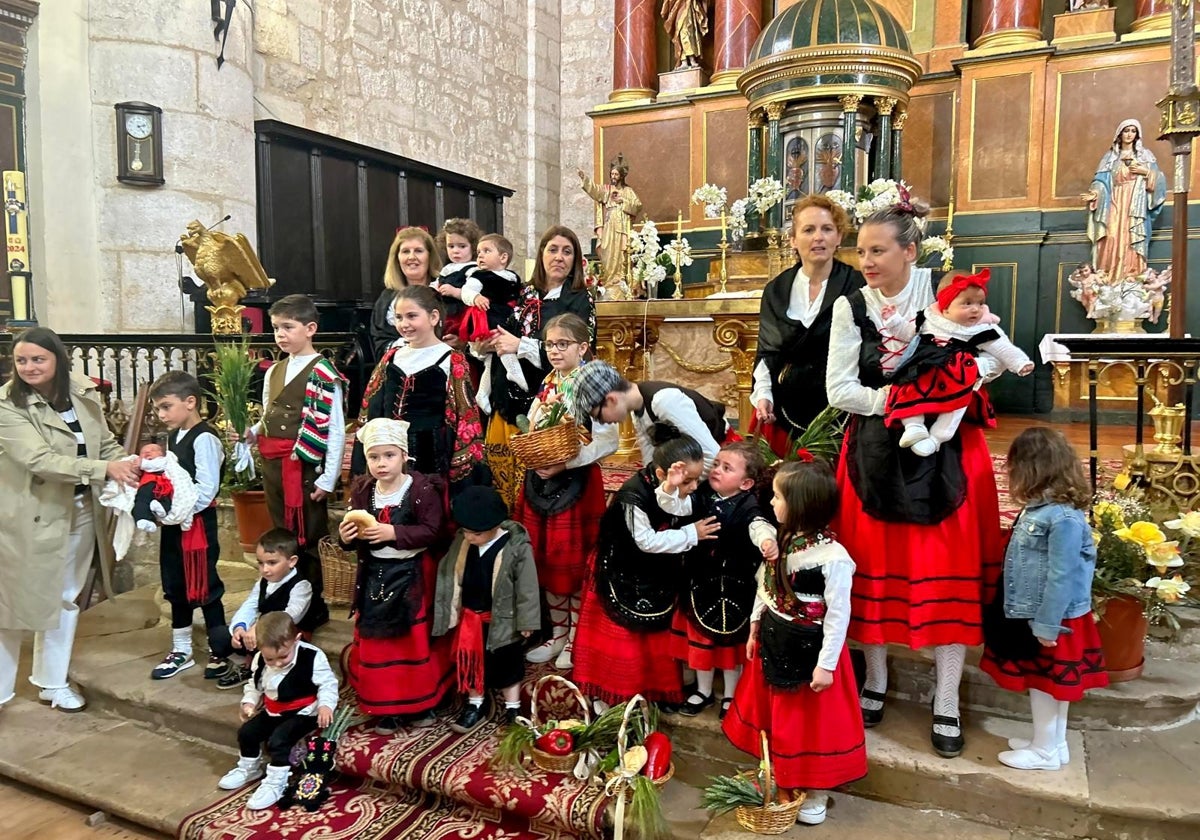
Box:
xmin=671 ymin=210 xmax=685 ymax=300
xmin=718 ymin=210 xmax=729 ymax=294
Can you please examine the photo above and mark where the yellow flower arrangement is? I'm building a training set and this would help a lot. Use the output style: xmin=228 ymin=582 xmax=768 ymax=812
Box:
xmin=1092 ymin=492 xmax=1198 ymax=631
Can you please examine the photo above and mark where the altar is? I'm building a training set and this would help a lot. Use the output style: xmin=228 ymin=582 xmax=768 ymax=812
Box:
xmin=594 ymin=295 xmax=762 ymax=455
xmin=1040 ymin=332 xmax=1173 ymax=421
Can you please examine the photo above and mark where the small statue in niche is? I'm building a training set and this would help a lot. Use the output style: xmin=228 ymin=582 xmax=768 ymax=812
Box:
xmin=1069 ymin=0 xmax=1109 ymax=11
xmin=660 ymin=0 xmax=709 ymax=69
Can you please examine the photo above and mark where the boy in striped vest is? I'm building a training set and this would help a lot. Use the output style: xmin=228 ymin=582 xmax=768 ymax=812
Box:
xmin=243 ymin=295 xmax=346 ymax=630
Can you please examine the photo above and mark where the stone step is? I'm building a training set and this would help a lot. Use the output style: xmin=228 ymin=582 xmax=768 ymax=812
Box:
xmin=661 ymin=696 xmax=1200 ymax=840
xmin=0 ymin=696 xmax=234 ymax=837
xmin=880 ymin=644 xmax=1200 ymax=730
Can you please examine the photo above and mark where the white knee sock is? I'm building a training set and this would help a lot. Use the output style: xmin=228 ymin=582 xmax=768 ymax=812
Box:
xmin=929 ymin=407 xmax=968 ymax=444
xmin=1055 ymin=700 xmax=1070 ymax=746
xmin=172 ymin=627 xmax=193 ymax=657
xmin=861 ymin=645 xmax=888 ymax=709
xmin=1028 ymin=689 xmax=1059 ymax=753
xmin=547 ymin=595 xmax=570 ymax=641
xmin=722 ymin=667 xmax=741 ymax=698
xmin=694 ymin=669 xmax=714 ymax=698
xmin=901 ymin=416 xmax=928 ymax=435
xmin=933 ymin=644 xmax=966 ymax=733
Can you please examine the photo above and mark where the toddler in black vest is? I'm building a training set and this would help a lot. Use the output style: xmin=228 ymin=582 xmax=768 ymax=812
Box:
xmin=211 ymin=528 xmax=318 ymax=690
xmin=219 ymin=612 xmax=338 ymax=810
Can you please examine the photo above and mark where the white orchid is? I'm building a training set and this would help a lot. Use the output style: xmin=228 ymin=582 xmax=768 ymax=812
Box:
xmin=748 ymin=178 xmax=786 ymax=216
xmin=691 ymin=184 xmax=727 ymax=219
xmin=729 ymin=198 xmax=749 ymax=236
xmin=664 ymin=237 xmax=693 ymax=268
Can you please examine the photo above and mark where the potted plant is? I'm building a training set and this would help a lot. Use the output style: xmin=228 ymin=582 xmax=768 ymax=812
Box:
xmin=210 ymin=337 xmax=269 ymax=552
xmin=1091 ymin=492 xmax=1197 ymax=681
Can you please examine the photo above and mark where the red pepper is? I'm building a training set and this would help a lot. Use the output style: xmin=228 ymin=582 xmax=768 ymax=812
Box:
xmin=642 ymin=731 xmax=672 ymax=779
xmin=535 ymin=729 xmax=575 ymax=756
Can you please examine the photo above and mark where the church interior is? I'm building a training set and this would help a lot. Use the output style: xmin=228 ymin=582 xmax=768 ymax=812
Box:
xmin=2 ymin=1 xmax=1200 ymax=839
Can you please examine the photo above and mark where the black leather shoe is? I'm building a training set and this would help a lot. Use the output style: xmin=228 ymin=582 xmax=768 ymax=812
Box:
xmin=860 ymin=689 xmax=887 ymax=728
xmin=450 ymin=701 xmax=489 ymax=734
xmin=504 ymin=707 xmax=521 ymax=727
xmin=678 ymin=692 xmax=715 ymax=717
xmin=931 ymin=714 xmax=964 ymax=758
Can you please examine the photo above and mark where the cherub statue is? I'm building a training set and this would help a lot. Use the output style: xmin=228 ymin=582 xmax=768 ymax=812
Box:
xmin=1144 ymin=267 xmax=1171 ymax=324
xmin=1068 ymin=263 xmax=1101 ymax=319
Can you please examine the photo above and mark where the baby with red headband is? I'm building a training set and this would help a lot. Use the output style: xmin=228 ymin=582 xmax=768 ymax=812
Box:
xmin=880 ymin=269 xmax=1034 ymax=457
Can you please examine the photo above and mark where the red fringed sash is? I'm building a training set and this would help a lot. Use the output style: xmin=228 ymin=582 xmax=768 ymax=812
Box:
xmin=453 ymin=608 xmax=492 ymax=695
xmin=259 ymin=435 xmax=306 ymax=545
xmin=461 ymin=308 xmax=492 ymax=342
xmin=183 ymin=503 xmax=215 ymax=605
xmin=264 ymin=694 xmax=318 ymax=715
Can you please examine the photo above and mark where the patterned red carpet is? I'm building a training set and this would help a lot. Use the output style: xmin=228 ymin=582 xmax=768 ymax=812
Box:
xmin=177 ymin=667 xmax=607 ymax=840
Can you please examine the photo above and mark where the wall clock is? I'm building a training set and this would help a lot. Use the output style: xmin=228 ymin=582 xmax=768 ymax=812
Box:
xmin=115 ymin=101 xmax=165 ymax=186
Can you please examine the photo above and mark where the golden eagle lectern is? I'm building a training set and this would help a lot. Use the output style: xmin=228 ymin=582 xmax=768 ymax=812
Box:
xmin=179 ymin=220 xmax=275 ymax=334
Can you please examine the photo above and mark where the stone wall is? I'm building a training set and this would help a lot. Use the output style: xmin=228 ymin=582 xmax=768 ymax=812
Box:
xmin=558 ymin=0 xmax=615 ymax=245
xmin=27 ymin=0 xmax=256 ymax=333
xmin=251 ymin=0 xmax=566 ymax=266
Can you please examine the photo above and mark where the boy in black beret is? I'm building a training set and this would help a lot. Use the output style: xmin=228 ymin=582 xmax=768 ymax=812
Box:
xmin=431 ymin=486 xmax=541 ymax=731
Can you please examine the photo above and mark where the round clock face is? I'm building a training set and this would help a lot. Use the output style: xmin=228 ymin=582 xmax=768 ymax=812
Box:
xmin=125 ymin=113 xmax=152 ymax=140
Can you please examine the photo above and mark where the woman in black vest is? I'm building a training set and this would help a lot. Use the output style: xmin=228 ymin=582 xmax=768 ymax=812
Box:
xmin=752 ymin=195 xmax=864 ymax=456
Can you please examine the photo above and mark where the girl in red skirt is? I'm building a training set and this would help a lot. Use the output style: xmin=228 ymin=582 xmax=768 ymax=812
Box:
xmin=339 ymin=418 xmax=454 ymax=735
xmin=515 ymin=314 xmax=617 ymax=670
xmin=572 ymin=435 xmax=720 ymax=709
xmin=724 ymin=459 xmax=866 ymax=826
xmin=671 ymin=441 xmax=774 ymax=719
xmin=980 ymin=429 xmax=1108 ymax=770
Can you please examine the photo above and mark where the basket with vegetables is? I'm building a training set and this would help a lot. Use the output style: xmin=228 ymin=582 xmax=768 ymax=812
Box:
xmin=494 ymin=674 xmax=591 ymax=774
xmin=599 ymin=695 xmax=674 ymax=840
xmin=701 ymin=732 xmax=804 ymax=834
xmin=509 ymin=398 xmax=581 ymax=470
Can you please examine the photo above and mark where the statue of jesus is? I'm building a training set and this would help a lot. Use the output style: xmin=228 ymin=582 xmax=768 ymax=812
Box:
xmin=577 ymin=154 xmax=643 ymax=285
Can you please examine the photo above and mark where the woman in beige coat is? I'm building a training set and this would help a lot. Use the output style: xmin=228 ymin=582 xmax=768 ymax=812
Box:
xmin=0 ymin=327 xmax=139 ymax=711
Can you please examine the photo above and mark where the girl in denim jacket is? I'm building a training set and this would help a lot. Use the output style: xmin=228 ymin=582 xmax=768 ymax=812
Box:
xmin=981 ymin=428 xmax=1108 ymax=770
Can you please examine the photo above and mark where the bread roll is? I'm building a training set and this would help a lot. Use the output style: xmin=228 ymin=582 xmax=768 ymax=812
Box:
xmin=343 ymin=509 xmax=378 ymax=535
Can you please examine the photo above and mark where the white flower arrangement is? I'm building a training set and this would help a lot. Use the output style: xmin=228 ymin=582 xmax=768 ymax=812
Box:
xmin=691 ymin=184 xmax=727 ymax=219
xmin=628 ymin=220 xmax=668 ymax=293
xmin=729 ymin=199 xmax=748 ymax=237
xmin=748 ymin=178 xmax=786 ymax=216
xmin=918 ymin=236 xmax=954 ymax=270
xmin=664 ymin=237 xmax=693 ymax=268
xmin=825 ymin=179 xmax=914 ymax=226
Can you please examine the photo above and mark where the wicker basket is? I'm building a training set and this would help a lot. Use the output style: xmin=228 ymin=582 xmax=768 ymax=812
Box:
xmin=528 ymin=674 xmax=592 ymax=774
xmin=317 ymin=535 xmax=357 ymax=607
xmin=509 ymin=421 xmax=581 ymax=471
xmin=607 ymin=695 xmax=674 ymax=801
xmin=733 ymin=732 xmax=805 ymax=834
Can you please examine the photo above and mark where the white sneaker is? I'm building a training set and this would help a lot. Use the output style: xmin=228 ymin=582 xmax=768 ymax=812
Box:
xmin=998 ymin=746 xmax=1061 ymax=771
xmin=525 ymin=635 xmax=566 ymax=664
xmin=246 ymin=765 xmax=290 ymax=810
xmin=797 ymin=792 xmax=828 ymax=825
xmin=1007 ymin=738 xmax=1070 ymax=765
xmin=218 ymin=755 xmax=265 ymax=790
xmin=898 ymin=426 xmax=930 ymax=449
xmin=38 ymin=686 xmax=86 ymax=712
xmin=554 ymin=642 xmax=573 ymax=670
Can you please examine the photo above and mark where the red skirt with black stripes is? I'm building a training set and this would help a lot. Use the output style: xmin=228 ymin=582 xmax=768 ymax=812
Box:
xmin=668 ymin=609 xmax=745 ymax=672
xmin=722 ymin=643 xmax=867 ymax=790
xmin=980 ymin=613 xmax=1109 ymax=701
xmin=835 ymin=422 xmax=1003 ymax=649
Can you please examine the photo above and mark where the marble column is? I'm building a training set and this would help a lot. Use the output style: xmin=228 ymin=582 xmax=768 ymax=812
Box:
xmin=712 ymin=0 xmax=765 ymax=86
xmin=747 ymin=109 xmax=764 ymax=231
xmin=839 ymin=95 xmax=862 ymax=193
xmin=611 ymin=0 xmax=657 ymax=102
xmin=765 ymin=102 xmax=784 ymax=230
xmin=1131 ymin=0 xmax=1171 ymax=33
xmin=973 ymin=0 xmax=1044 ymax=50
xmin=891 ymin=110 xmax=907 ymax=181
xmin=874 ymin=97 xmax=897 ymax=184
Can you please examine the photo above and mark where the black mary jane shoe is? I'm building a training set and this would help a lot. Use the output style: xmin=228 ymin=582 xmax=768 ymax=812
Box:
xmin=718 ymin=698 xmax=733 ymax=721
xmin=859 ymin=689 xmax=887 ymax=728
xmin=931 ymin=714 xmax=965 ymax=758
xmin=450 ymin=700 xmax=490 ymax=734
xmin=678 ymin=692 xmax=715 ymax=717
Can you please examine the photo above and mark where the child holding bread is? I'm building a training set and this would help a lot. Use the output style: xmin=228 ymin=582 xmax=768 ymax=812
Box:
xmin=338 ymin=417 xmax=453 ymax=735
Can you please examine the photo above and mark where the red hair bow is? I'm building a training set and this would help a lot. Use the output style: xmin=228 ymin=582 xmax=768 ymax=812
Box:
xmin=936 ymin=268 xmax=990 ymax=312
xmin=895 ymin=183 xmax=915 ymax=214
xmin=793 ymin=447 xmax=814 ymax=463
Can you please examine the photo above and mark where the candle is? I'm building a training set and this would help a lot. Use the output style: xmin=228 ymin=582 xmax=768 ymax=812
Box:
xmin=677 ymin=210 xmax=683 ymax=242
xmin=721 ymin=210 xmax=727 ymax=241
xmin=10 ymin=274 xmax=26 ymax=321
